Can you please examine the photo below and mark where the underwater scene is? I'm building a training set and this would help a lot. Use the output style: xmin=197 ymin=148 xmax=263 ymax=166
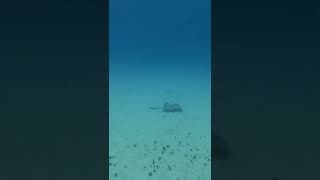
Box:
xmin=109 ymin=0 xmax=211 ymax=179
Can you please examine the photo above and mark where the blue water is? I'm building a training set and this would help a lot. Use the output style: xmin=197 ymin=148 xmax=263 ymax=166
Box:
xmin=109 ymin=0 xmax=211 ymax=179
xmin=109 ymin=0 xmax=210 ymax=69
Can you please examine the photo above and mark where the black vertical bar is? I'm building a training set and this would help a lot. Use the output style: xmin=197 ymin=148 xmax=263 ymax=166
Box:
xmin=0 ymin=0 xmax=108 ymax=179
xmin=214 ymin=0 xmax=320 ymax=179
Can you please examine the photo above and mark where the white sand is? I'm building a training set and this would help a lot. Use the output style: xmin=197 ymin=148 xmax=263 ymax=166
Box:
xmin=109 ymin=71 xmax=211 ymax=180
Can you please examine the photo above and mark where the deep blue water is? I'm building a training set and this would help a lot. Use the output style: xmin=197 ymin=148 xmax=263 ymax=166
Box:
xmin=109 ymin=0 xmax=211 ymax=72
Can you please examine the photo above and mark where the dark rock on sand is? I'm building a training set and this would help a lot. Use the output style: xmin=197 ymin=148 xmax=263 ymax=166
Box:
xmin=162 ymin=102 xmax=183 ymax=112
xmin=213 ymin=132 xmax=231 ymax=160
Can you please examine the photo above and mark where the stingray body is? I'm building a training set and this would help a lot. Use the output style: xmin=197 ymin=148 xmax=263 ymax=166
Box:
xmin=162 ymin=102 xmax=183 ymax=112
xmin=149 ymin=103 xmax=183 ymax=112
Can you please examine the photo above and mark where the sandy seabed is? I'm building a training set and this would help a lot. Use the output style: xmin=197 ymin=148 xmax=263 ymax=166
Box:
xmin=109 ymin=88 xmax=211 ymax=180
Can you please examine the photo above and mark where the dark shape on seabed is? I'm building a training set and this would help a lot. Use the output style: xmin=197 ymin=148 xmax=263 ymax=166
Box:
xmin=149 ymin=107 xmax=161 ymax=110
xmin=163 ymin=102 xmax=183 ymax=112
xmin=213 ymin=132 xmax=231 ymax=160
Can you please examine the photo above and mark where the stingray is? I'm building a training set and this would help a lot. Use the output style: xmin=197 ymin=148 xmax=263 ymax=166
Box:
xmin=162 ymin=102 xmax=183 ymax=112
xmin=149 ymin=102 xmax=183 ymax=113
